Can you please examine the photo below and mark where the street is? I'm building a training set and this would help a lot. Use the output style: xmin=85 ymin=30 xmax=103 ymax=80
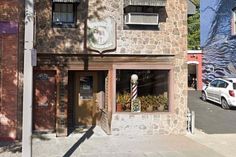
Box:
xmin=188 ymin=90 xmax=236 ymax=134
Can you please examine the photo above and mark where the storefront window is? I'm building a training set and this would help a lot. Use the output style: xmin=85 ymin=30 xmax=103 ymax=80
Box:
xmin=116 ymin=70 xmax=169 ymax=112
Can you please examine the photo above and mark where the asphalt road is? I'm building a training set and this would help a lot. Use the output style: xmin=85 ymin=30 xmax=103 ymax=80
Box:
xmin=188 ymin=90 xmax=236 ymax=134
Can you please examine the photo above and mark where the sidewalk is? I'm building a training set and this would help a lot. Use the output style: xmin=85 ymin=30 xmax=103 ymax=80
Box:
xmin=0 ymin=127 xmax=231 ymax=157
xmin=32 ymin=127 xmax=224 ymax=157
xmin=187 ymin=129 xmax=236 ymax=157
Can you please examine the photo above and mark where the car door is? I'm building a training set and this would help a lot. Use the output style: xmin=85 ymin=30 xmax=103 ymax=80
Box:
xmin=215 ymin=80 xmax=227 ymax=103
xmin=206 ymin=80 xmax=219 ymax=101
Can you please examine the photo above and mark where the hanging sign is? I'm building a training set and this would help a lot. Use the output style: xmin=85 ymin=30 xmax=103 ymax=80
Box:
xmin=87 ymin=17 xmax=116 ymax=53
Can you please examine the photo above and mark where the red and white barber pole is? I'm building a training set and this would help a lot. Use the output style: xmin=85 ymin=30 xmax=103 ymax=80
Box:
xmin=131 ymin=74 xmax=138 ymax=101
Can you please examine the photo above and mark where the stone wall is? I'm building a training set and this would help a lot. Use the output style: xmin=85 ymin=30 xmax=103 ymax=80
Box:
xmin=35 ymin=0 xmax=188 ymax=136
xmin=112 ymin=113 xmax=187 ymax=136
xmin=36 ymin=0 xmax=187 ymax=56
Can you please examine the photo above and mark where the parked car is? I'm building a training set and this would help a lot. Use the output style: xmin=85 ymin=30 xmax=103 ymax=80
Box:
xmin=202 ymin=78 xmax=236 ymax=109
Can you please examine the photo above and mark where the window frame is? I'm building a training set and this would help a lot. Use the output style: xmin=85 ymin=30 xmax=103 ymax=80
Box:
xmin=217 ymin=80 xmax=228 ymax=88
xmin=52 ymin=2 xmax=77 ymax=28
xmin=112 ymin=64 xmax=174 ymax=114
xmin=210 ymin=80 xmax=218 ymax=87
xmin=123 ymin=5 xmax=160 ymax=30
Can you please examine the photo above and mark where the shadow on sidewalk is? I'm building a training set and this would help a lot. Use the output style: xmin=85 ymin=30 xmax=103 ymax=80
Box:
xmin=63 ymin=125 xmax=95 ymax=157
xmin=0 ymin=141 xmax=21 ymax=154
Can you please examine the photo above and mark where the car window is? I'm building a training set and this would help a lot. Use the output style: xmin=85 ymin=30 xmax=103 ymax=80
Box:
xmin=233 ymin=83 xmax=236 ymax=90
xmin=218 ymin=80 xmax=228 ymax=88
xmin=210 ymin=80 xmax=218 ymax=87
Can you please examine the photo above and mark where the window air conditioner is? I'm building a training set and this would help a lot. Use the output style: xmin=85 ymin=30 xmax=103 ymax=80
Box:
xmin=125 ymin=13 xmax=159 ymax=25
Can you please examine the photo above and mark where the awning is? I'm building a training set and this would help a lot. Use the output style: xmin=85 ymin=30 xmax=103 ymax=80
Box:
xmin=124 ymin=0 xmax=167 ymax=7
xmin=53 ymin=0 xmax=79 ymax=2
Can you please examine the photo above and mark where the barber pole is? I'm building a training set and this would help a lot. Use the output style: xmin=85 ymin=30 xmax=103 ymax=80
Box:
xmin=131 ymin=82 xmax=138 ymax=100
xmin=131 ymin=74 xmax=138 ymax=102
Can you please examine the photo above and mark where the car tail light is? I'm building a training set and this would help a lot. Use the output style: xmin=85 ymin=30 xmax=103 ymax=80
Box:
xmin=229 ymin=90 xmax=235 ymax=97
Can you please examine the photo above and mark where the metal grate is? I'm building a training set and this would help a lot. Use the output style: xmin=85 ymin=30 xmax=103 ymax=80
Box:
xmin=125 ymin=13 xmax=159 ymax=25
xmin=53 ymin=0 xmax=79 ymax=2
xmin=124 ymin=0 xmax=166 ymax=7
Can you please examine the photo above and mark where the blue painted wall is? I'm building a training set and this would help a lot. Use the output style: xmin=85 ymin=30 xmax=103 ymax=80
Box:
xmin=201 ymin=0 xmax=236 ymax=85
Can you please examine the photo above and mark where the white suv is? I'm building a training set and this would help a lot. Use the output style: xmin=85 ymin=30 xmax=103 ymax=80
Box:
xmin=202 ymin=78 xmax=236 ymax=109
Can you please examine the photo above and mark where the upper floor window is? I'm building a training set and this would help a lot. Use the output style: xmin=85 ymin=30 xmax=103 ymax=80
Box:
xmin=232 ymin=8 xmax=236 ymax=35
xmin=123 ymin=0 xmax=167 ymax=30
xmin=52 ymin=3 xmax=76 ymax=28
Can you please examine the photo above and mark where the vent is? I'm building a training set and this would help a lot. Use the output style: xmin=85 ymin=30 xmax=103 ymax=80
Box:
xmin=125 ymin=13 xmax=159 ymax=25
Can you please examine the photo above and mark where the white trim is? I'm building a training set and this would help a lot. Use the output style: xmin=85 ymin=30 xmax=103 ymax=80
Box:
xmin=187 ymin=61 xmax=199 ymax=64
xmin=187 ymin=50 xmax=202 ymax=54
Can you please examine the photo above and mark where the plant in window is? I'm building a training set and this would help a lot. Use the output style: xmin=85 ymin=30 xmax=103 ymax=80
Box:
xmin=139 ymin=95 xmax=168 ymax=112
xmin=157 ymin=95 xmax=168 ymax=111
xmin=116 ymin=92 xmax=131 ymax=112
xmin=146 ymin=95 xmax=154 ymax=112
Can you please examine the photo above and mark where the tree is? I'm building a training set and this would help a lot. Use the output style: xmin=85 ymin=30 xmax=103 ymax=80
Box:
xmin=188 ymin=0 xmax=200 ymax=50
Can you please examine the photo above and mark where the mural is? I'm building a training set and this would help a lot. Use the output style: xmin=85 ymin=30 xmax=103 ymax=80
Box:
xmin=201 ymin=0 xmax=236 ymax=85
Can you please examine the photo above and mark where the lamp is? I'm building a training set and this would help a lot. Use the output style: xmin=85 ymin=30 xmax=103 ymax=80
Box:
xmin=131 ymin=74 xmax=138 ymax=84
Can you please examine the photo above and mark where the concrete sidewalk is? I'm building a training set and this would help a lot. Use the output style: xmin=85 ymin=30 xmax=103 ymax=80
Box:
xmin=32 ymin=127 xmax=223 ymax=157
xmin=0 ymin=127 xmax=230 ymax=157
xmin=187 ymin=129 xmax=236 ymax=157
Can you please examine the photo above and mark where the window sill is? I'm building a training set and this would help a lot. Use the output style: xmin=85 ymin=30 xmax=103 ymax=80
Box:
xmin=52 ymin=23 xmax=76 ymax=28
xmin=114 ymin=111 xmax=170 ymax=115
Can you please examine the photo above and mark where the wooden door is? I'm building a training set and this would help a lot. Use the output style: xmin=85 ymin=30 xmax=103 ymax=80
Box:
xmin=75 ymin=72 xmax=97 ymax=127
xmin=33 ymin=70 xmax=56 ymax=132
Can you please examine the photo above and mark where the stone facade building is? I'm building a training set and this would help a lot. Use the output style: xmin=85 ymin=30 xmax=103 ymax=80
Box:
xmin=1 ymin=0 xmax=188 ymax=140
xmin=33 ymin=0 xmax=188 ymax=136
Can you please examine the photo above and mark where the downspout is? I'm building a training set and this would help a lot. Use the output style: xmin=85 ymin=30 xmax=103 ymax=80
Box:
xmin=22 ymin=0 xmax=34 ymax=156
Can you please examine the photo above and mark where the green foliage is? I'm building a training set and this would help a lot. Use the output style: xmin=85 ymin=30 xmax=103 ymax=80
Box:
xmin=188 ymin=0 xmax=200 ymax=50
xmin=116 ymin=92 xmax=131 ymax=111
xmin=139 ymin=95 xmax=168 ymax=112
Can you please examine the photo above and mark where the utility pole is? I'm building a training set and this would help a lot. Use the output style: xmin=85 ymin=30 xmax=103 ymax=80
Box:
xmin=22 ymin=0 xmax=34 ymax=156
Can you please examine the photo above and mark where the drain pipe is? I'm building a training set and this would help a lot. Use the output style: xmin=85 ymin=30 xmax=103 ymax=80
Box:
xmin=22 ymin=0 xmax=34 ymax=156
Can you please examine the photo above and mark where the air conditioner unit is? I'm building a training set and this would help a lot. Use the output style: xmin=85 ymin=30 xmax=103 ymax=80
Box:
xmin=125 ymin=13 xmax=159 ymax=25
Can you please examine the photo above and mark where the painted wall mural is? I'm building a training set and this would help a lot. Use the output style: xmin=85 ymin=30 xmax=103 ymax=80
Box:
xmin=201 ymin=0 xmax=236 ymax=85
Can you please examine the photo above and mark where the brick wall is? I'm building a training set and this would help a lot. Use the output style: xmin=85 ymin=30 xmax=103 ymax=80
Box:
xmin=0 ymin=34 xmax=18 ymax=140
xmin=0 ymin=0 xmax=24 ymax=140
xmin=0 ymin=0 xmax=19 ymax=22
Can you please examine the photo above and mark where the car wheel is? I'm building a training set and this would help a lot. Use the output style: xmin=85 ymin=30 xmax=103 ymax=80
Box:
xmin=202 ymin=92 xmax=207 ymax=101
xmin=221 ymin=98 xmax=230 ymax=110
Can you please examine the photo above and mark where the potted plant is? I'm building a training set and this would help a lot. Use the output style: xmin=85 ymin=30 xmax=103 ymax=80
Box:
xmin=157 ymin=95 xmax=168 ymax=112
xmin=116 ymin=94 xmax=123 ymax=112
xmin=116 ymin=92 xmax=131 ymax=112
